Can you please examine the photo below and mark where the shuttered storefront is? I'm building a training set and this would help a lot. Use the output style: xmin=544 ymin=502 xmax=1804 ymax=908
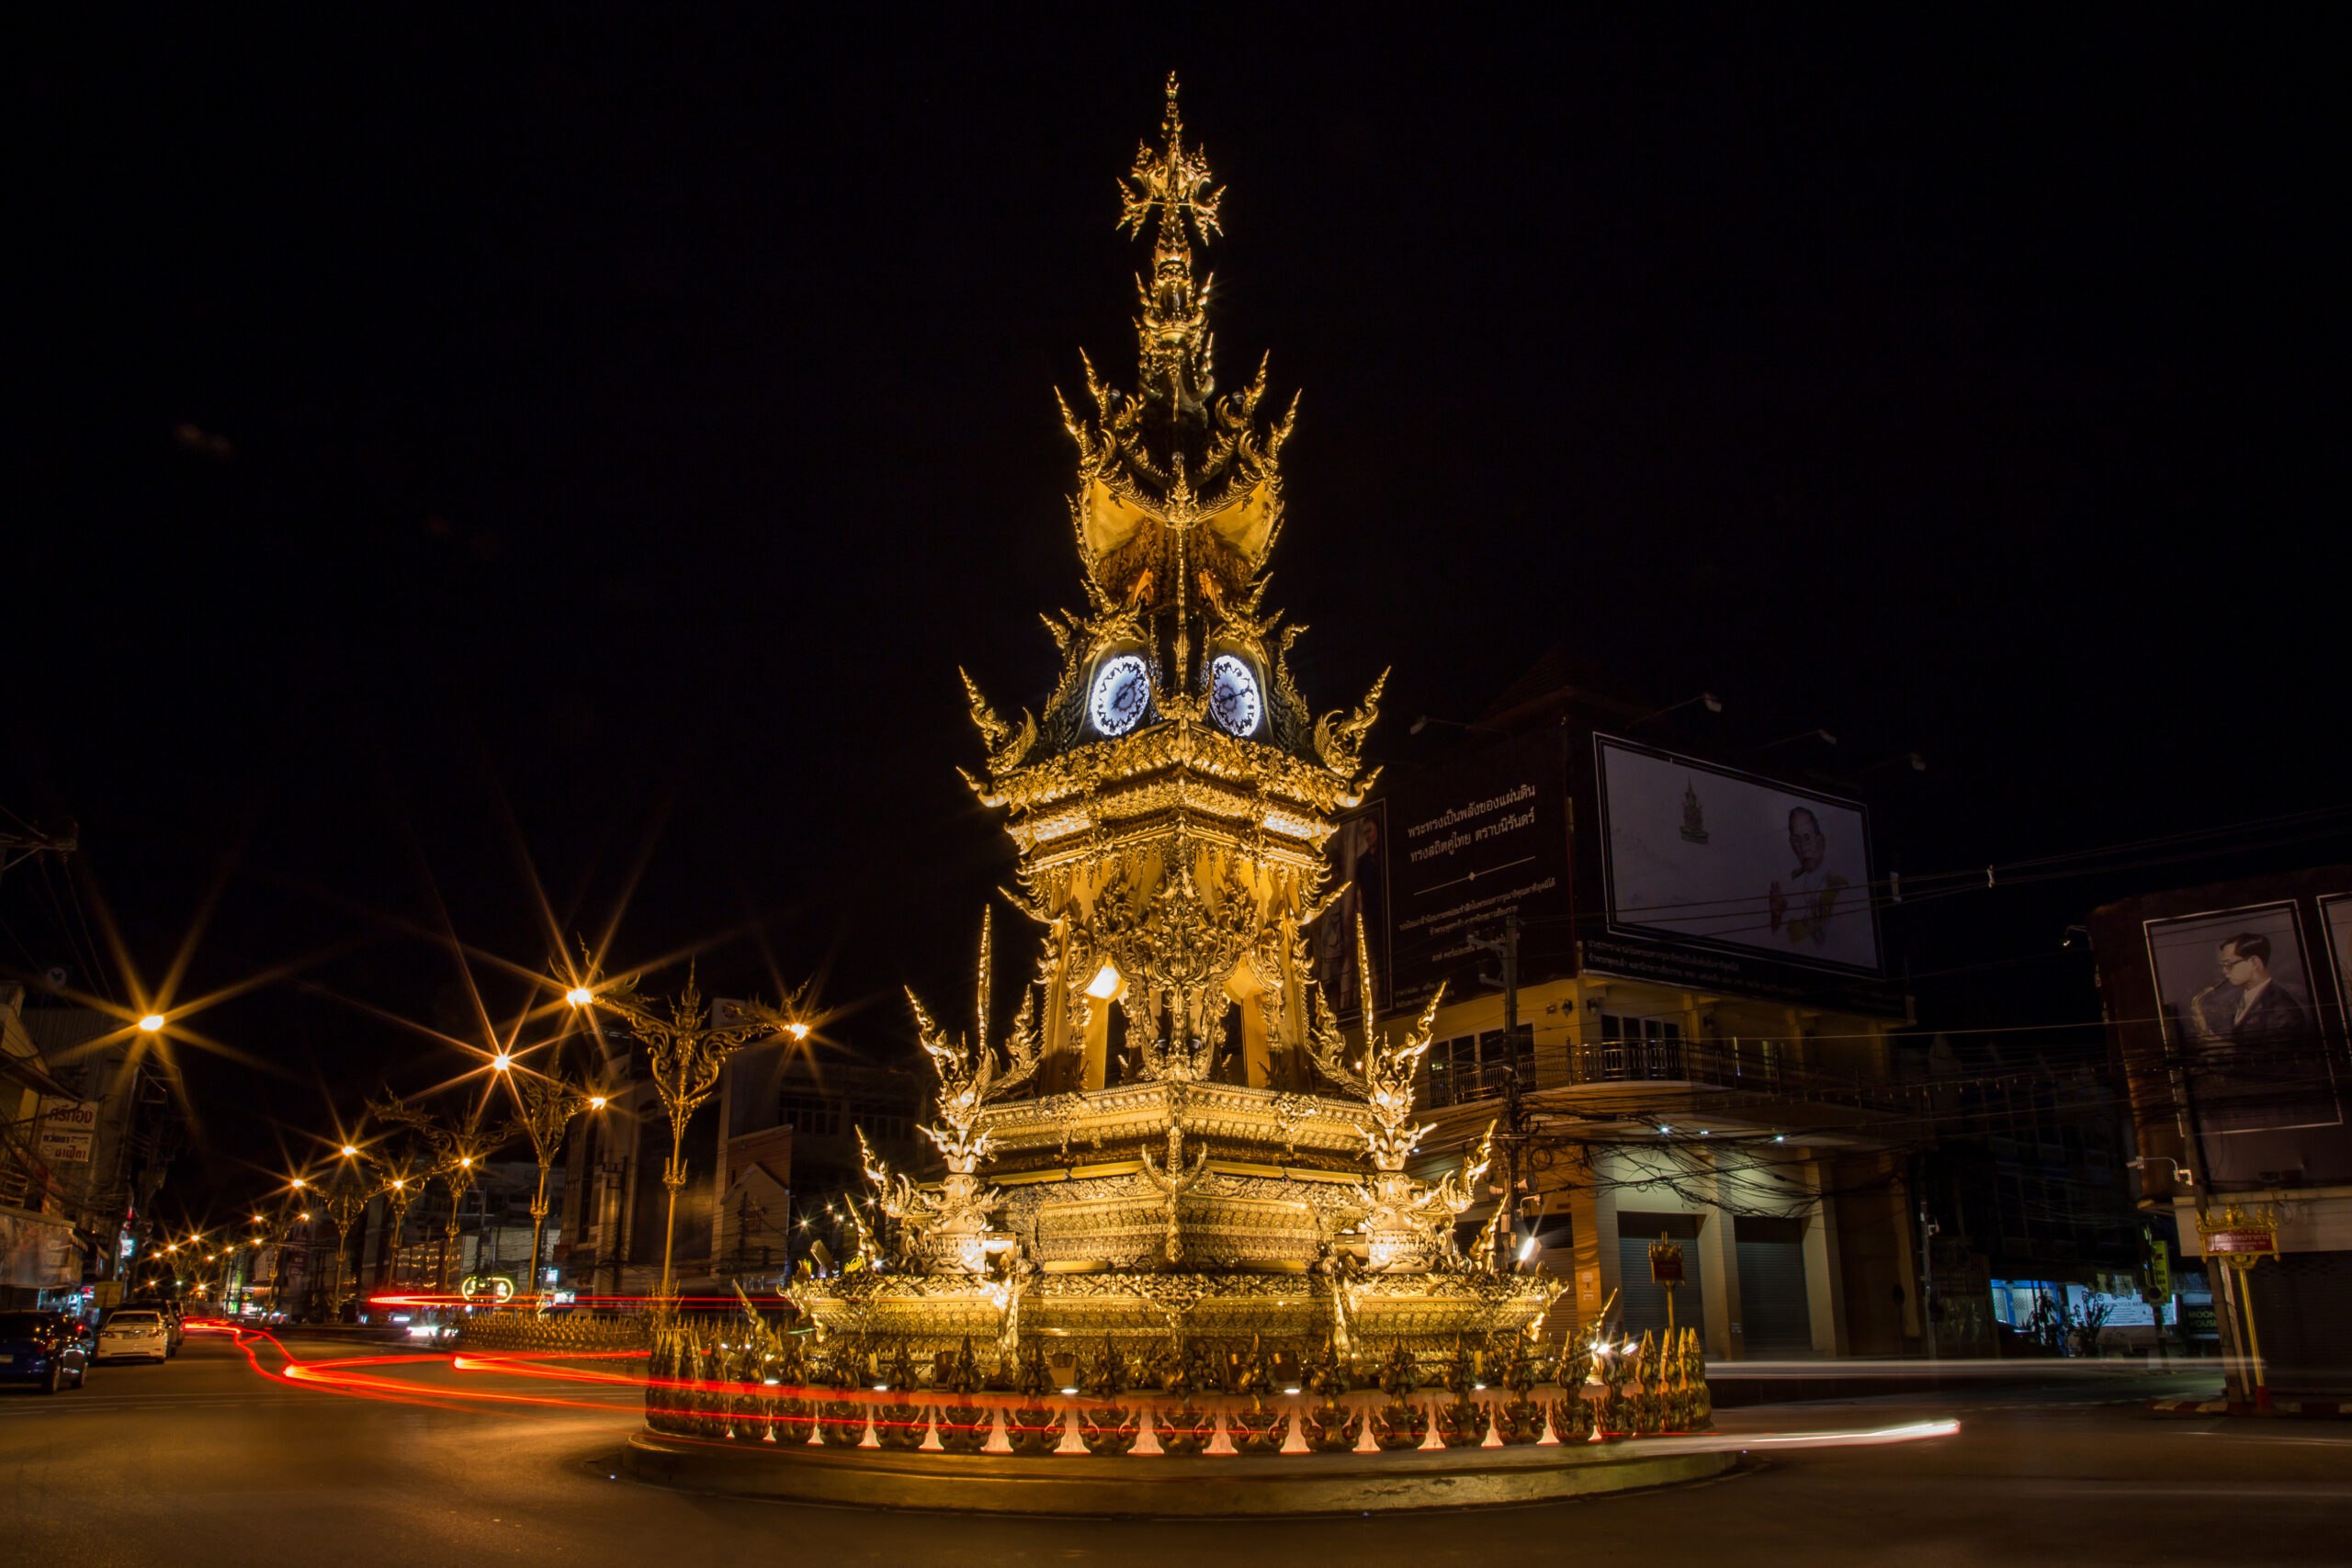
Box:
xmin=1735 ymin=1214 xmax=1814 ymax=1354
xmin=1616 ymin=1211 xmax=1702 ymax=1338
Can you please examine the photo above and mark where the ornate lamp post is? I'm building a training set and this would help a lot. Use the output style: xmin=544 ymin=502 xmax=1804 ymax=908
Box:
xmin=322 ymin=1168 xmax=371 ymax=1315
xmin=566 ymin=964 xmax=803 ymax=1301
xmin=369 ymin=1099 xmax=508 ymax=1292
xmin=503 ymin=1070 xmax=605 ymax=1303
xmin=373 ymin=1148 xmax=425 ymax=1291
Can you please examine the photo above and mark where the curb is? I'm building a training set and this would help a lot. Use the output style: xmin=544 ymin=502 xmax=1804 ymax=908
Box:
xmin=2147 ymin=1397 xmax=2351 ymax=1419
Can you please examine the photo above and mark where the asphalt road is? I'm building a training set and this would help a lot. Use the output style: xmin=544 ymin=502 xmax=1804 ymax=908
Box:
xmin=4 ymin=1331 xmax=2346 ymax=1566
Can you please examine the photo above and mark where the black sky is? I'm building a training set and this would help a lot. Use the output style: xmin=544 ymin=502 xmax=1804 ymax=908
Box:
xmin=8 ymin=14 xmax=2345 ymax=1214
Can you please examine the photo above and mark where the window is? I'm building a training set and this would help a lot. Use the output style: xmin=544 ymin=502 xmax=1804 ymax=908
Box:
xmin=1594 ymin=1015 xmax=1684 ymax=1081
xmin=1423 ymin=1029 xmax=1532 ymax=1108
xmin=779 ymin=1093 xmax=840 ymax=1136
xmin=851 ymin=1101 xmax=913 ymax=1145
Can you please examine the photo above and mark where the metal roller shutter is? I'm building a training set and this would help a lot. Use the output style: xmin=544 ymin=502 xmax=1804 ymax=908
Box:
xmin=1616 ymin=1212 xmax=1703 ymax=1340
xmin=1735 ymin=1214 xmax=1813 ymax=1354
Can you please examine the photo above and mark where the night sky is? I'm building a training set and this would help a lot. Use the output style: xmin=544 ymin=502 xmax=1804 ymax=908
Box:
xmin=9 ymin=15 xmax=2344 ymax=1217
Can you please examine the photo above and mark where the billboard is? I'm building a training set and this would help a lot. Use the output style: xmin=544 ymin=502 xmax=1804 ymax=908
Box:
xmin=1310 ymin=801 xmax=1390 ymax=1021
xmin=2323 ymin=894 xmax=2352 ymax=1036
xmin=1378 ymin=730 xmax=1575 ymax=1004
xmin=2146 ymin=901 xmax=2341 ymax=1142
xmin=2091 ymin=869 xmax=2352 ymax=1196
xmin=1593 ymin=736 xmax=1882 ymax=975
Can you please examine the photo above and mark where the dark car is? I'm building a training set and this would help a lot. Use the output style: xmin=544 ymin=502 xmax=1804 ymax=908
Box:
xmin=0 ymin=1311 xmax=90 ymax=1393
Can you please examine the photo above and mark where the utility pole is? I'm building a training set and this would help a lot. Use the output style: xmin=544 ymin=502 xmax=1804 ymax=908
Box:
xmin=1467 ymin=912 xmax=1531 ymax=1273
xmin=1915 ymin=1152 xmax=1938 ymax=1362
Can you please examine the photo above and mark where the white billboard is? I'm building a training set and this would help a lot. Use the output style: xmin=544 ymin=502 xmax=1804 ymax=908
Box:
xmin=1595 ymin=738 xmax=1882 ymax=974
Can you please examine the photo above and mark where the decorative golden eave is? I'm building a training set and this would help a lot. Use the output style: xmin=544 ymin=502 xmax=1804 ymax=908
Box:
xmin=965 ymin=713 xmax=1378 ymax=826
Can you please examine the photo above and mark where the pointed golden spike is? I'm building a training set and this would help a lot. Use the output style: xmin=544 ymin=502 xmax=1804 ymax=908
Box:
xmin=1354 ymin=912 xmax=1378 ymax=1022
xmin=976 ymin=908 xmax=992 ymax=1063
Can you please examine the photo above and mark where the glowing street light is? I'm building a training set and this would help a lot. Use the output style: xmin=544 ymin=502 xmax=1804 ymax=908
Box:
xmin=492 ymin=1052 xmax=512 ymax=1071
xmin=341 ymin=1145 xmax=359 ymax=1157
xmin=138 ymin=1013 xmax=165 ymax=1032
xmin=559 ymin=960 xmax=808 ymax=1300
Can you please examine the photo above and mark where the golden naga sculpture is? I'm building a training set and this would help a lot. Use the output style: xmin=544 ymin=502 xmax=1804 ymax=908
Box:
xmin=795 ymin=76 xmax=1548 ymax=1377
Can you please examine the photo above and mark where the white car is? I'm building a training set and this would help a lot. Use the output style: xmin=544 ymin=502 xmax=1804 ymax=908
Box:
xmin=95 ymin=1309 xmax=171 ymax=1364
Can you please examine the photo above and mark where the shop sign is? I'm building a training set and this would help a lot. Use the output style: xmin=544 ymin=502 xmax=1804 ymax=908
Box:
xmin=38 ymin=1099 xmax=97 ymax=1164
xmin=2202 ymin=1228 xmax=2275 ymax=1257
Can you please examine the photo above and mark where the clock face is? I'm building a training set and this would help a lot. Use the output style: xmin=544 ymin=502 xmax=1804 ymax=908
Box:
xmin=1208 ymin=654 xmax=1262 ymax=737
xmin=1089 ymin=654 xmax=1151 ymax=737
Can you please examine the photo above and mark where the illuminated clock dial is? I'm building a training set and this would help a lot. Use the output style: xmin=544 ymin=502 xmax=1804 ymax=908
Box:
xmin=1208 ymin=654 xmax=1262 ymax=737
xmin=1088 ymin=654 xmax=1151 ymax=737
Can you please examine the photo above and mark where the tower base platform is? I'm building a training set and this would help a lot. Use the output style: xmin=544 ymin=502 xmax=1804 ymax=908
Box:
xmin=622 ymin=1429 xmax=1737 ymax=1517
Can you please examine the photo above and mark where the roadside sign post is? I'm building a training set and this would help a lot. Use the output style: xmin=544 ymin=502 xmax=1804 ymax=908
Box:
xmin=1649 ymin=1235 xmax=1685 ymax=1335
xmin=2197 ymin=1205 xmax=2279 ymax=1410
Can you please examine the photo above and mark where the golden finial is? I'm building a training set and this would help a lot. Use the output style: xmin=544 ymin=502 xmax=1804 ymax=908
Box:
xmin=1118 ymin=73 xmax=1223 ymax=247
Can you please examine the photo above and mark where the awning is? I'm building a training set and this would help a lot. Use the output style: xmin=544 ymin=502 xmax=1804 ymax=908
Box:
xmin=1 ymin=1204 xmax=78 ymax=1289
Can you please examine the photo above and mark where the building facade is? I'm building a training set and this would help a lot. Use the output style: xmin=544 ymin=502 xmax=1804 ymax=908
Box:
xmin=1341 ymin=661 xmax=1927 ymax=1360
xmin=2090 ymin=865 xmax=2352 ymax=1398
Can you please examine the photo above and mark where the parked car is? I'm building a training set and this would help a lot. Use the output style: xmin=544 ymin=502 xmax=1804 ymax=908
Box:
xmin=96 ymin=1307 xmax=172 ymax=1364
xmin=125 ymin=1298 xmax=183 ymax=1355
xmin=0 ymin=1310 xmax=90 ymax=1393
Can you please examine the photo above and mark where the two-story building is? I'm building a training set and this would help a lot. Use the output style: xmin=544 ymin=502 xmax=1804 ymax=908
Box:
xmin=1334 ymin=657 xmax=1926 ymax=1360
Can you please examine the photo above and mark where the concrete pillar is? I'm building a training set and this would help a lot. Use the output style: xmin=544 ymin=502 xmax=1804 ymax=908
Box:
xmin=1573 ymin=1156 xmax=1619 ymax=1340
xmin=1801 ymin=1157 xmax=1850 ymax=1354
xmin=1694 ymin=1155 xmax=1745 ymax=1361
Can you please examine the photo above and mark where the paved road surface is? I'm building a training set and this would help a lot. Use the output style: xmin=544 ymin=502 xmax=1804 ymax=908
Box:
xmin=5 ymin=1330 xmax=2345 ymax=1566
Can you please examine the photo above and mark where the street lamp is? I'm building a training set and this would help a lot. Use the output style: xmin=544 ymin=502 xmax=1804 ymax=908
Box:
xmin=368 ymin=1098 xmax=505 ymax=1292
xmin=138 ymin=1013 xmax=165 ymax=1032
xmin=370 ymin=1147 xmax=425 ymax=1293
xmin=500 ymin=1067 xmax=608 ymax=1305
xmin=566 ymin=963 xmax=804 ymax=1300
xmin=1625 ymin=692 xmax=1725 ymax=729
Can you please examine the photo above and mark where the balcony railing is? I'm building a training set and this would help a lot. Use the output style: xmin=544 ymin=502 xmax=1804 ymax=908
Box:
xmin=1568 ymin=1038 xmax=1787 ymax=1094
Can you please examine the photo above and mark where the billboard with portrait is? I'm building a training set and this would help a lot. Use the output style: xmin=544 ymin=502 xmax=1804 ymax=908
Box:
xmin=2146 ymin=901 xmax=2341 ymax=1142
xmin=1593 ymin=737 xmax=1882 ymax=975
xmin=2322 ymin=894 xmax=2352 ymax=1039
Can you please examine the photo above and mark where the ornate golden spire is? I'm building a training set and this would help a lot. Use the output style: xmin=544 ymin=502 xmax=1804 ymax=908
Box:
xmin=1119 ymin=73 xmax=1224 ymax=423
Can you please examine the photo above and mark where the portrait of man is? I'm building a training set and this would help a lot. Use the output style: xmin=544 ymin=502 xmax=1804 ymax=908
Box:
xmin=1769 ymin=807 xmax=1850 ymax=948
xmin=2146 ymin=901 xmax=2337 ymax=1148
xmin=2181 ymin=931 xmax=2313 ymax=1053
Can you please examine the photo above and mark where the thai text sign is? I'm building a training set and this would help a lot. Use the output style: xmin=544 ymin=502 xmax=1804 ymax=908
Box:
xmin=2201 ymin=1228 xmax=2276 ymax=1257
xmin=38 ymin=1099 xmax=97 ymax=1164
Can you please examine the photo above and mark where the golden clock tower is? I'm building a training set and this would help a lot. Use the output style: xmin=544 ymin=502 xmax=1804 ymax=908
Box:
xmin=808 ymin=82 xmax=1546 ymax=1365
xmin=961 ymin=75 xmax=1385 ymax=1107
